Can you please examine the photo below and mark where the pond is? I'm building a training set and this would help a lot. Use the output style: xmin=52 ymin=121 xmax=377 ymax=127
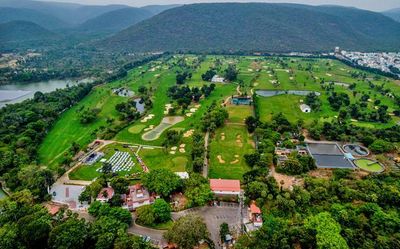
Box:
xmin=0 ymin=78 xmax=93 ymax=108
xmin=142 ymin=116 xmax=184 ymax=141
xmin=0 ymin=188 xmax=7 ymax=200
xmin=134 ymin=98 xmax=145 ymax=114
xmin=256 ymin=90 xmax=320 ymax=97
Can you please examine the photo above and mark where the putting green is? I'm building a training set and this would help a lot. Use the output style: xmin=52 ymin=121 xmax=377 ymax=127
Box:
xmin=128 ymin=124 xmax=146 ymax=134
xmin=354 ymin=159 xmax=384 ymax=173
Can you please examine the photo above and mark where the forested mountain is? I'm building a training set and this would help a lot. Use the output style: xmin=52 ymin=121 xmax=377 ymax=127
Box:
xmin=0 ymin=7 xmax=68 ymax=30
xmin=77 ymin=7 xmax=153 ymax=34
xmin=0 ymin=21 xmax=57 ymax=43
xmin=101 ymin=3 xmax=400 ymax=53
xmin=383 ymin=8 xmax=400 ymax=22
xmin=141 ymin=4 xmax=181 ymax=15
xmin=0 ymin=0 xmax=128 ymax=25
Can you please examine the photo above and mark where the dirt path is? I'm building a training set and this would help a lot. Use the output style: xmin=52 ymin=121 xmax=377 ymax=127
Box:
xmin=236 ymin=85 xmax=242 ymax=95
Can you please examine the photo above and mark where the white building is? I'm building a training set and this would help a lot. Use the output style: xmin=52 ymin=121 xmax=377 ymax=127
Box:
xmin=300 ymin=104 xmax=311 ymax=113
xmin=211 ymin=75 xmax=225 ymax=83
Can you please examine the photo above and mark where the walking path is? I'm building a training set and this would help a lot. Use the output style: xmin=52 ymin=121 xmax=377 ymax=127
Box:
xmin=203 ymin=131 xmax=209 ymax=177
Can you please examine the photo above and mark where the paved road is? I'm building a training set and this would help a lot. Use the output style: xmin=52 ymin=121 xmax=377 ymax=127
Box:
xmin=172 ymin=203 xmax=241 ymax=248
xmin=128 ymin=221 xmax=167 ymax=247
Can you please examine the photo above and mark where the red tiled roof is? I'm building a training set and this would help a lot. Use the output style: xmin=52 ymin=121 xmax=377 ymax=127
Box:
xmin=97 ymin=187 xmax=114 ymax=199
xmin=209 ymin=179 xmax=241 ymax=192
xmin=250 ymin=202 xmax=261 ymax=214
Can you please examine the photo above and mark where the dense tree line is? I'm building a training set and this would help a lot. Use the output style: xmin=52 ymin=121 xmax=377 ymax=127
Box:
xmin=0 ymin=84 xmax=93 ymax=200
xmin=201 ymin=102 xmax=229 ymax=132
xmin=0 ymin=190 xmax=153 ymax=249
xmin=238 ymin=111 xmax=400 ymax=248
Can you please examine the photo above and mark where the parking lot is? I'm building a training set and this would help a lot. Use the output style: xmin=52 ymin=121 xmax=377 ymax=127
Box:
xmin=172 ymin=202 xmax=242 ymax=248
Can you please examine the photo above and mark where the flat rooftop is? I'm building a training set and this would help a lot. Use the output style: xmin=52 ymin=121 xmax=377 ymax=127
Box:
xmin=307 ymin=143 xmax=354 ymax=169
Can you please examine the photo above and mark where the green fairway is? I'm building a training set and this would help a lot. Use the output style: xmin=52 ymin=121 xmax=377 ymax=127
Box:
xmin=226 ymin=104 xmax=253 ymax=123
xmin=209 ymin=124 xmax=254 ymax=179
xmin=38 ymin=86 xmax=127 ymax=169
xmin=138 ymin=147 xmax=188 ymax=172
xmin=354 ymin=159 xmax=384 ymax=173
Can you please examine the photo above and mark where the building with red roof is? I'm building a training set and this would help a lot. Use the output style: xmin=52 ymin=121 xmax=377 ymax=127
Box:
xmin=122 ymin=184 xmax=154 ymax=211
xmin=96 ymin=187 xmax=115 ymax=202
xmin=249 ymin=201 xmax=263 ymax=227
xmin=209 ymin=179 xmax=241 ymax=196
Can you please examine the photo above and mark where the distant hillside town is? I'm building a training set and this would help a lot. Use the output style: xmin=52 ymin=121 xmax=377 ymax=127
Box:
xmin=335 ymin=48 xmax=400 ymax=78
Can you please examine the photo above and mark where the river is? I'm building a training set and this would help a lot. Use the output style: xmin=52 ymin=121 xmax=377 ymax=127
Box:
xmin=0 ymin=78 xmax=92 ymax=108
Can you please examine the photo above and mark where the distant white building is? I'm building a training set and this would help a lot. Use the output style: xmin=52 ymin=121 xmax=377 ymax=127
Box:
xmin=300 ymin=104 xmax=311 ymax=113
xmin=211 ymin=75 xmax=225 ymax=83
xmin=175 ymin=172 xmax=189 ymax=179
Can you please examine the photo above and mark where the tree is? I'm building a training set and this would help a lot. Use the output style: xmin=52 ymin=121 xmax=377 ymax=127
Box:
xmin=201 ymin=69 xmax=217 ymax=81
xmin=304 ymin=212 xmax=349 ymax=249
xmin=142 ymin=169 xmax=182 ymax=198
xmin=110 ymin=177 xmax=129 ymax=195
xmin=0 ymin=224 xmax=21 ymax=249
xmin=164 ymin=214 xmax=210 ymax=249
xmin=153 ymin=198 xmax=171 ymax=223
xmin=369 ymin=139 xmax=394 ymax=154
xmin=184 ymin=174 xmax=213 ymax=207
xmin=136 ymin=205 xmax=155 ymax=226
xmin=101 ymin=162 xmax=112 ymax=174
xmin=224 ymin=64 xmax=238 ymax=82
xmin=48 ymin=217 xmax=89 ymax=249
xmin=245 ymin=116 xmax=258 ymax=133
xmin=219 ymin=222 xmax=230 ymax=242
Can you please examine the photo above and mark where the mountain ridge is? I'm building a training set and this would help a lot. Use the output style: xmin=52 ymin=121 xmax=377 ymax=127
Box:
xmin=100 ymin=3 xmax=400 ymax=53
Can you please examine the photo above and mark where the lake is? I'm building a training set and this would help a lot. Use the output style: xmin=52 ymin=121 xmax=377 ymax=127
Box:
xmin=0 ymin=78 xmax=92 ymax=108
xmin=256 ymin=90 xmax=320 ymax=97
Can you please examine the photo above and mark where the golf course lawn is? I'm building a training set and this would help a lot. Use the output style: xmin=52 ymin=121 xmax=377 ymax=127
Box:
xmin=138 ymin=147 xmax=188 ymax=172
xmin=37 ymin=55 xmax=400 ymax=173
xmin=354 ymin=159 xmax=384 ymax=173
xmin=209 ymin=124 xmax=254 ymax=179
xmin=38 ymin=86 xmax=127 ymax=169
xmin=226 ymin=104 xmax=253 ymax=123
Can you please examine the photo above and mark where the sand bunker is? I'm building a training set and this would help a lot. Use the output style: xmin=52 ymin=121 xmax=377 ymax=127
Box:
xmin=142 ymin=116 xmax=184 ymax=141
xmin=170 ymin=151 xmax=176 ymax=155
xmin=236 ymin=135 xmax=243 ymax=147
xmin=217 ymin=155 xmax=225 ymax=164
xmin=164 ymin=104 xmax=173 ymax=115
xmin=186 ymin=113 xmax=193 ymax=117
xmin=171 ymin=146 xmax=177 ymax=151
xmin=326 ymin=73 xmax=332 ymax=77
xmin=220 ymin=133 xmax=226 ymax=141
xmin=180 ymin=144 xmax=186 ymax=148
xmin=141 ymin=114 xmax=155 ymax=123
xmin=179 ymin=148 xmax=186 ymax=153
xmin=144 ymin=125 xmax=155 ymax=131
xmin=230 ymin=159 xmax=239 ymax=164
xmin=183 ymin=129 xmax=194 ymax=138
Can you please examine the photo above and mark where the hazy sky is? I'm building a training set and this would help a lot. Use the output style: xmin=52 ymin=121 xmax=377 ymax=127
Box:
xmin=40 ymin=0 xmax=400 ymax=12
